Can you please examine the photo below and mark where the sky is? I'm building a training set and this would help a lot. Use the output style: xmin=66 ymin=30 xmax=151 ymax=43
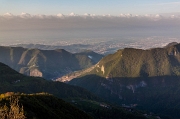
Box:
xmin=1 ymin=0 xmax=180 ymax=15
xmin=1 ymin=0 xmax=180 ymax=46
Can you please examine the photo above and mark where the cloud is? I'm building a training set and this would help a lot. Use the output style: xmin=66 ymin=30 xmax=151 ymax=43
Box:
xmin=69 ymin=12 xmax=78 ymax=16
xmin=3 ymin=13 xmax=13 ymax=16
xmin=0 ymin=12 xmax=180 ymax=39
xmin=1 ymin=13 xmax=180 ymax=20
xmin=20 ymin=12 xmax=32 ymax=19
xmin=2 ymin=13 xmax=14 ymax=18
xmin=57 ymin=13 xmax=64 ymax=18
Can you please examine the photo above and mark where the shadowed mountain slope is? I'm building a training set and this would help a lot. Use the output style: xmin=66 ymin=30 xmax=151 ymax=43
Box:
xmin=0 ymin=46 xmax=103 ymax=80
xmin=0 ymin=62 xmax=154 ymax=119
xmin=0 ymin=93 xmax=92 ymax=119
xmin=0 ymin=62 xmax=100 ymax=100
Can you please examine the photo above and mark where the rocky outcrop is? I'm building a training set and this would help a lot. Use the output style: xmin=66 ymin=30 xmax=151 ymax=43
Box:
xmin=30 ymin=69 xmax=43 ymax=77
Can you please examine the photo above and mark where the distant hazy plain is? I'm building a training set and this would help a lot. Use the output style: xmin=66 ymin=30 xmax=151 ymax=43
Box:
xmin=1 ymin=14 xmax=180 ymax=47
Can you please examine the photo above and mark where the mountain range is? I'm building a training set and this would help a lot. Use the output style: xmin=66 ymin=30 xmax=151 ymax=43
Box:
xmin=66 ymin=43 xmax=180 ymax=119
xmin=89 ymin=42 xmax=180 ymax=78
xmin=0 ymin=46 xmax=103 ymax=80
xmin=11 ymin=44 xmax=92 ymax=53
xmin=0 ymin=62 xmax=100 ymax=100
xmin=2 ymin=42 xmax=180 ymax=118
xmin=0 ymin=62 xmax=153 ymax=119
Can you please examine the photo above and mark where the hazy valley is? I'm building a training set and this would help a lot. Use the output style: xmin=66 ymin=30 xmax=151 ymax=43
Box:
xmin=7 ymin=36 xmax=180 ymax=55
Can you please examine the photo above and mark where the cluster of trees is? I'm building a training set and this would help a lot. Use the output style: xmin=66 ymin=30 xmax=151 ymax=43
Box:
xmin=0 ymin=96 xmax=26 ymax=119
xmin=0 ymin=92 xmax=92 ymax=119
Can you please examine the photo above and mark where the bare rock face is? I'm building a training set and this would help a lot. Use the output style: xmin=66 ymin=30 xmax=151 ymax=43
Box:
xmin=20 ymin=67 xmax=43 ymax=77
xmin=30 ymin=69 xmax=43 ymax=77
xmin=101 ymin=65 xmax=105 ymax=75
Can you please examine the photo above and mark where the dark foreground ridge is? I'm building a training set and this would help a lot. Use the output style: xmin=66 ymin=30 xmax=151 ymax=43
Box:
xmin=0 ymin=62 xmax=156 ymax=119
xmin=0 ymin=92 xmax=92 ymax=119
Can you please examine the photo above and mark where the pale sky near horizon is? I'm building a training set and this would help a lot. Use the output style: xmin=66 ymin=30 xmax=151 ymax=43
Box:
xmin=1 ymin=0 xmax=180 ymax=44
xmin=1 ymin=0 xmax=180 ymax=15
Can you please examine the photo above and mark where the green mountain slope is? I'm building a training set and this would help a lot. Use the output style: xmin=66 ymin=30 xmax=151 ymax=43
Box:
xmin=68 ymin=43 xmax=180 ymax=119
xmin=90 ymin=44 xmax=180 ymax=78
xmin=65 ymin=43 xmax=180 ymax=82
xmin=0 ymin=46 xmax=103 ymax=80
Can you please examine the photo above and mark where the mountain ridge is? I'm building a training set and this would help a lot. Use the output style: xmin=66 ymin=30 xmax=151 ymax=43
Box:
xmin=67 ymin=42 xmax=180 ymax=119
xmin=58 ymin=42 xmax=180 ymax=82
xmin=0 ymin=62 xmax=154 ymax=119
xmin=0 ymin=46 xmax=103 ymax=80
xmin=0 ymin=62 xmax=101 ymax=101
xmin=88 ymin=43 xmax=180 ymax=78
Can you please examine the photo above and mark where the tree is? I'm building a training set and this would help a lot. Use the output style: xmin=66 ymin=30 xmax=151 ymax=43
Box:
xmin=0 ymin=96 xmax=26 ymax=119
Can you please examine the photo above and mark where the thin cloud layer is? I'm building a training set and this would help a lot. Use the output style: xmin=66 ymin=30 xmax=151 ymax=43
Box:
xmin=1 ymin=12 xmax=180 ymax=19
xmin=0 ymin=13 xmax=180 ymax=41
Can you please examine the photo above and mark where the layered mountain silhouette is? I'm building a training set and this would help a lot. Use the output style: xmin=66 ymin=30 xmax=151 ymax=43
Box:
xmin=68 ymin=43 xmax=180 ymax=119
xmin=0 ymin=46 xmax=103 ymax=80
xmin=11 ymin=43 xmax=91 ymax=53
xmin=0 ymin=62 xmax=100 ymax=100
xmin=0 ymin=62 xmax=152 ymax=119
